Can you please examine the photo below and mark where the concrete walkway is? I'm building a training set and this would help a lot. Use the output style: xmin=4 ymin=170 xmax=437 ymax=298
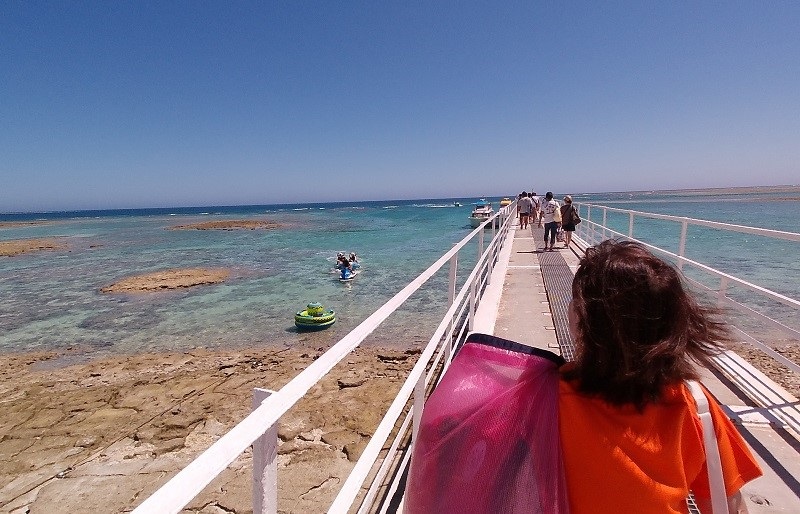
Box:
xmin=474 ymin=218 xmax=800 ymax=513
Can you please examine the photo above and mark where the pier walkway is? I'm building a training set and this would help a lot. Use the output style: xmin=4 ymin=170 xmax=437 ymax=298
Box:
xmin=473 ymin=218 xmax=800 ymax=514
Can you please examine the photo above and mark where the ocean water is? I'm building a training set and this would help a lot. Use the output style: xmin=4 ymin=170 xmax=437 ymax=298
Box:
xmin=2 ymin=189 xmax=798 ymax=357
xmin=0 ymin=199 xmax=482 ymax=356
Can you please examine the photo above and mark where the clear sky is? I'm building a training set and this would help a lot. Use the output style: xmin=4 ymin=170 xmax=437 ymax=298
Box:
xmin=2 ymin=2 xmax=799 ymax=211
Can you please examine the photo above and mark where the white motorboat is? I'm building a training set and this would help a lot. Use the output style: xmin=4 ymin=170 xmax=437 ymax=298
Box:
xmin=468 ymin=199 xmax=494 ymax=228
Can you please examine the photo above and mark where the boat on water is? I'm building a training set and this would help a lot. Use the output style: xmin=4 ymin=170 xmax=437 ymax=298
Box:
xmin=468 ymin=199 xmax=494 ymax=228
xmin=499 ymin=197 xmax=512 ymax=207
xmin=453 ymin=201 xmax=462 ymax=207
xmin=294 ymin=302 xmax=336 ymax=330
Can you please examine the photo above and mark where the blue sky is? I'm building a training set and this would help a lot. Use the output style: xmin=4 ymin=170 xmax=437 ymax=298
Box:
xmin=2 ymin=2 xmax=799 ymax=211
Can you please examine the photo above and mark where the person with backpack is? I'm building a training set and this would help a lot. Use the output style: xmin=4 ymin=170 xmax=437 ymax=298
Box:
xmin=541 ymin=192 xmax=561 ymax=251
xmin=559 ymin=195 xmax=579 ymax=248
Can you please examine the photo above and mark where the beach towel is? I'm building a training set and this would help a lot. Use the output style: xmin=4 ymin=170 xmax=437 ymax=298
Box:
xmin=404 ymin=333 xmax=569 ymax=514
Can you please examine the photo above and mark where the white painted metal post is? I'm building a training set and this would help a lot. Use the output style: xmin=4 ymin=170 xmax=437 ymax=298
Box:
xmin=718 ymin=277 xmax=730 ymax=307
xmin=478 ymin=226 xmax=485 ymax=256
xmin=487 ymin=229 xmax=496 ymax=285
xmin=602 ymin=208 xmax=608 ymax=240
xmin=412 ymin=374 xmax=425 ymax=441
xmin=468 ymin=279 xmax=477 ymax=331
xmin=446 ymin=252 xmax=458 ymax=345
xmin=447 ymin=253 xmax=458 ymax=306
xmin=628 ymin=212 xmax=634 ymax=238
xmin=678 ymin=220 xmax=688 ymax=270
xmin=252 ymin=388 xmax=278 ymax=514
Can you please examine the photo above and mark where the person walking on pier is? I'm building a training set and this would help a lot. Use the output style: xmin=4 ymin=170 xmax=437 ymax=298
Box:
xmin=518 ymin=191 xmax=533 ymax=229
xmin=560 ymin=195 xmax=578 ymax=248
xmin=541 ymin=192 xmax=560 ymax=250
xmin=561 ymin=240 xmax=762 ymax=513
xmin=531 ymin=191 xmax=542 ymax=227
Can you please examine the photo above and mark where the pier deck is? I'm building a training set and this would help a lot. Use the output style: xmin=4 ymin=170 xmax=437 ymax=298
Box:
xmin=473 ymin=219 xmax=800 ymax=513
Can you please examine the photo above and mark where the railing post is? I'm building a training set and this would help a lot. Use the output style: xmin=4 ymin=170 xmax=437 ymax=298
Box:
xmin=628 ymin=212 xmax=634 ymax=238
xmin=602 ymin=208 xmax=608 ymax=240
xmin=717 ymin=277 xmax=730 ymax=307
xmin=412 ymin=374 xmax=425 ymax=441
xmin=478 ymin=226 xmax=485 ymax=256
xmin=448 ymin=253 xmax=458 ymax=306
xmin=252 ymin=388 xmax=278 ymax=514
xmin=678 ymin=220 xmax=688 ymax=271
xmin=446 ymin=252 xmax=458 ymax=342
xmin=487 ymin=223 xmax=497 ymax=285
xmin=468 ymin=279 xmax=477 ymax=331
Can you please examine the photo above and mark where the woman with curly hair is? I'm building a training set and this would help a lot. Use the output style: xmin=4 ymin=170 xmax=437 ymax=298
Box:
xmin=560 ymin=240 xmax=762 ymax=513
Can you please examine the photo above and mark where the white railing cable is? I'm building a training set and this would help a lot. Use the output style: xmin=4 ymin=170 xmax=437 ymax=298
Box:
xmin=679 ymin=275 xmax=800 ymax=373
xmin=328 ymin=207 xmax=515 ymax=512
xmin=133 ymin=204 xmax=513 ymax=514
xmin=577 ymin=203 xmax=800 ymax=242
xmin=576 ymin=219 xmax=800 ymax=312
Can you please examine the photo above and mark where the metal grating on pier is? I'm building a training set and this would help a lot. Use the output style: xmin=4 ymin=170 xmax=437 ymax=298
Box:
xmin=531 ymin=227 xmax=576 ymax=361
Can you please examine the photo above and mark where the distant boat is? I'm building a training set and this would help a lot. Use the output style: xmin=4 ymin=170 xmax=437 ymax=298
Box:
xmin=499 ymin=197 xmax=512 ymax=207
xmin=453 ymin=201 xmax=462 ymax=207
xmin=469 ymin=199 xmax=494 ymax=228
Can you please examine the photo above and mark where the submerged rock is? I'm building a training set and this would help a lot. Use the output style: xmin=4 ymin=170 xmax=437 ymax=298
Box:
xmin=169 ymin=220 xmax=281 ymax=230
xmin=100 ymin=268 xmax=230 ymax=293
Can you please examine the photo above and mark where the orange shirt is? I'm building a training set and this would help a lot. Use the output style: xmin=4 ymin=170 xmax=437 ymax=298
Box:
xmin=559 ymin=375 xmax=762 ymax=514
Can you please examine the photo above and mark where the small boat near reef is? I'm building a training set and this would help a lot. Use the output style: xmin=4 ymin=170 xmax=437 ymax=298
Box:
xmin=294 ymin=302 xmax=336 ymax=330
xmin=339 ymin=268 xmax=361 ymax=282
xmin=468 ymin=199 xmax=494 ymax=228
xmin=453 ymin=201 xmax=462 ymax=207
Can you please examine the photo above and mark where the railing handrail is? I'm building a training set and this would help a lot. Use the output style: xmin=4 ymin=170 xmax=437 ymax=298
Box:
xmin=572 ymin=203 xmax=800 ymax=388
xmin=577 ymin=202 xmax=800 ymax=242
xmin=328 ymin=206 xmax=515 ymax=512
xmin=573 ymin=212 xmax=800 ymax=313
xmin=133 ymin=204 xmax=515 ymax=514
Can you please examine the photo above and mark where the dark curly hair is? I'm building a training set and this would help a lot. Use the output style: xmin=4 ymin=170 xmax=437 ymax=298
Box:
xmin=562 ymin=240 xmax=729 ymax=410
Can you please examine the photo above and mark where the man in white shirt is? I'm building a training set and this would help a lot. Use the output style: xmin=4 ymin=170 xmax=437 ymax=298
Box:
xmin=541 ymin=191 xmax=561 ymax=251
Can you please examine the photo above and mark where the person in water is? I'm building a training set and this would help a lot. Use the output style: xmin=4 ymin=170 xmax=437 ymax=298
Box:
xmin=560 ymin=240 xmax=762 ymax=513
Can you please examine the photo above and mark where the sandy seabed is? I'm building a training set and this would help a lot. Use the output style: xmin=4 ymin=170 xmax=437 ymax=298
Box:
xmin=0 ymin=344 xmax=419 ymax=514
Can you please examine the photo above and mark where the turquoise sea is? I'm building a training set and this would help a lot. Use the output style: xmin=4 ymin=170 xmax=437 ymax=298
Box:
xmin=2 ymin=188 xmax=799 ymax=357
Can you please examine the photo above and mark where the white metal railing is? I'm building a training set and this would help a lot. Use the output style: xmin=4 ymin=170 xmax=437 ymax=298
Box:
xmin=573 ymin=203 xmax=800 ymax=338
xmin=132 ymin=201 xmax=517 ymax=514
xmin=572 ymin=203 xmax=800 ymax=420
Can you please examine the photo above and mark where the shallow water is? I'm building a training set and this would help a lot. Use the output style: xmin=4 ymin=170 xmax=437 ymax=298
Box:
xmin=2 ymin=190 xmax=798 ymax=356
xmin=1 ymin=199 xmax=481 ymax=355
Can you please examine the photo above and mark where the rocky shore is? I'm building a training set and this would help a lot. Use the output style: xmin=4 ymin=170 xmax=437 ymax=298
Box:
xmin=0 ymin=345 xmax=419 ymax=513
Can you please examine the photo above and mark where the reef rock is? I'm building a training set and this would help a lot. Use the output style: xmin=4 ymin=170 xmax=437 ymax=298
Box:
xmin=169 ymin=220 xmax=281 ymax=230
xmin=100 ymin=268 xmax=230 ymax=293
